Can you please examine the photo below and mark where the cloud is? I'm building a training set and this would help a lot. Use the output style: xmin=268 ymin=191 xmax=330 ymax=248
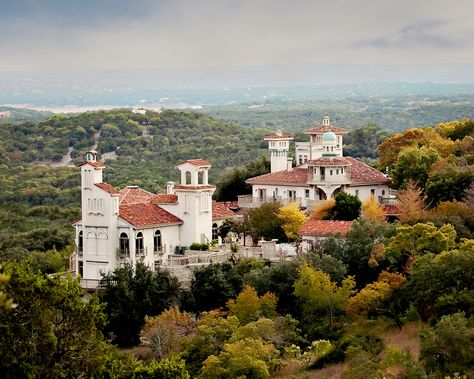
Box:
xmin=0 ymin=0 xmax=473 ymax=72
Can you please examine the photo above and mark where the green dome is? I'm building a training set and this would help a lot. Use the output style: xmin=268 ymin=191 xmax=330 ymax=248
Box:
xmin=322 ymin=131 xmax=337 ymax=143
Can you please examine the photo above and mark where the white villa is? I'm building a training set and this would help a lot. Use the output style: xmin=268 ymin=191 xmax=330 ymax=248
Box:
xmin=240 ymin=116 xmax=393 ymax=209
xmin=72 ymin=153 xmax=234 ymax=286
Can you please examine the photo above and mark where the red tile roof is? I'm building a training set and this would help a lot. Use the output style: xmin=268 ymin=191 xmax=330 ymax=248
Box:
xmin=120 ymin=202 xmax=182 ymax=227
xmin=246 ymin=168 xmax=309 ymax=185
xmin=264 ymin=133 xmax=293 ymax=139
xmin=150 ymin=194 xmax=178 ymax=204
xmin=76 ymin=161 xmax=106 ymax=169
xmin=307 ymin=157 xmax=351 ymax=166
xmin=174 ymin=185 xmax=216 ymax=190
xmin=299 ymin=220 xmax=353 ymax=236
xmin=95 ymin=182 xmax=120 ymax=194
xmin=119 ymin=186 xmax=155 ymax=204
xmin=212 ymin=201 xmax=236 ymax=219
xmin=178 ymin=159 xmax=211 ymax=166
xmin=345 ymin=157 xmax=391 ymax=185
xmin=304 ymin=125 xmax=349 ymax=134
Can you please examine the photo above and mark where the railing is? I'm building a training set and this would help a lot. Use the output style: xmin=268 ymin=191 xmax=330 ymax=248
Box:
xmin=378 ymin=196 xmax=398 ymax=205
xmin=116 ymin=248 xmax=130 ymax=258
xmin=154 ymin=245 xmax=165 ymax=256
xmin=80 ymin=279 xmax=100 ymax=291
xmin=309 ymin=173 xmax=351 ymax=184
xmin=136 ymin=247 xmax=147 ymax=257
xmin=237 ymin=195 xmax=302 ymax=208
xmin=305 ymin=199 xmax=326 ymax=210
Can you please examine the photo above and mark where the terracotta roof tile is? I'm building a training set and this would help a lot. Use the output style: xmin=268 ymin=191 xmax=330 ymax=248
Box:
xmin=307 ymin=157 xmax=351 ymax=166
xmin=119 ymin=187 xmax=155 ymax=204
xmin=345 ymin=157 xmax=391 ymax=185
xmin=119 ymin=202 xmax=182 ymax=227
xmin=304 ymin=125 xmax=349 ymax=134
xmin=150 ymin=194 xmax=178 ymax=204
xmin=95 ymin=182 xmax=120 ymax=194
xmin=178 ymin=159 xmax=211 ymax=166
xmin=299 ymin=220 xmax=353 ymax=236
xmin=212 ymin=201 xmax=236 ymax=219
xmin=76 ymin=161 xmax=106 ymax=169
xmin=246 ymin=168 xmax=308 ymax=185
xmin=174 ymin=185 xmax=216 ymax=190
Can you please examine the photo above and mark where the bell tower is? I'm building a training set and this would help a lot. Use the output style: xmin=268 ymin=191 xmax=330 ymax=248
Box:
xmin=264 ymin=130 xmax=294 ymax=173
xmin=174 ymin=159 xmax=215 ymax=247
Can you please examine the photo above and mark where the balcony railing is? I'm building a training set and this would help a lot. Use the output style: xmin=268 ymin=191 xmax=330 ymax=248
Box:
xmin=378 ymin=196 xmax=398 ymax=205
xmin=117 ymin=248 xmax=130 ymax=258
xmin=154 ymin=245 xmax=165 ymax=256
xmin=136 ymin=247 xmax=147 ymax=257
xmin=237 ymin=195 xmax=302 ymax=208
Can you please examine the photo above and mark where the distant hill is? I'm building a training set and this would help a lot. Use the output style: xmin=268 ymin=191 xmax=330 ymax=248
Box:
xmin=0 ymin=106 xmax=52 ymax=123
xmin=0 ymin=109 xmax=269 ymax=191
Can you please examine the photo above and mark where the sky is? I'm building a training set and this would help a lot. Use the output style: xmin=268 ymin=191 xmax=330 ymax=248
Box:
xmin=1 ymin=0 xmax=474 ymax=83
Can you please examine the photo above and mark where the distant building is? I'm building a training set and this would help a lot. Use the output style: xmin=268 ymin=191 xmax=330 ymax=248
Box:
xmin=0 ymin=111 xmax=11 ymax=118
xmin=239 ymin=116 xmax=393 ymax=209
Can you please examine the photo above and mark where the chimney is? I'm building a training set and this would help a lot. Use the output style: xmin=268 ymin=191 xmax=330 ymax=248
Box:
xmin=287 ymin=158 xmax=293 ymax=172
xmin=166 ymin=181 xmax=175 ymax=194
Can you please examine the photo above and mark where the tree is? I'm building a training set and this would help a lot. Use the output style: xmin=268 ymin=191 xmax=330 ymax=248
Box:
xmin=396 ymin=181 xmax=428 ymax=224
xmin=294 ymin=264 xmax=355 ymax=339
xmin=244 ymin=203 xmax=285 ymax=244
xmin=425 ymin=165 xmax=473 ymax=206
xmin=191 ymin=263 xmax=242 ymax=312
xmin=390 ymin=145 xmax=439 ymax=190
xmin=244 ymin=260 xmax=300 ymax=316
xmin=347 ymin=271 xmax=405 ymax=316
xmin=420 ymin=312 xmax=474 ymax=377
xmin=385 ymin=222 xmax=457 ymax=272
xmin=227 ymin=285 xmax=277 ymax=325
xmin=277 ymin=203 xmax=307 ymax=241
xmin=361 ymin=194 xmax=385 ymax=222
xmin=344 ymin=123 xmax=390 ymax=159
xmin=199 ymin=337 xmax=280 ymax=379
xmin=377 ymin=128 xmax=426 ymax=167
xmin=402 ymin=239 xmax=474 ymax=319
xmin=311 ymin=199 xmax=336 ymax=220
xmin=141 ymin=307 xmax=195 ymax=360
xmin=217 ymin=217 xmax=238 ymax=240
xmin=326 ymin=192 xmax=361 ymax=221
xmin=99 ymin=262 xmax=180 ymax=347
xmin=0 ymin=261 xmax=109 ymax=379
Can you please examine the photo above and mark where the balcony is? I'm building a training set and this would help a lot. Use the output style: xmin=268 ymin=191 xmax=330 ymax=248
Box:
xmin=309 ymin=173 xmax=351 ymax=185
xmin=154 ymin=246 xmax=165 ymax=256
xmin=135 ymin=247 xmax=147 ymax=258
xmin=238 ymin=195 xmax=302 ymax=209
xmin=378 ymin=196 xmax=398 ymax=205
xmin=116 ymin=248 xmax=130 ymax=259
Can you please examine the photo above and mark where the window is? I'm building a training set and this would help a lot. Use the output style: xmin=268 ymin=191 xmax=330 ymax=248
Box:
xmin=330 ymin=170 xmax=333 ymax=175
xmin=305 ymin=189 xmax=310 ymax=198
xmin=382 ymin=190 xmax=386 ymax=196
xmin=198 ymin=171 xmax=204 ymax=184
xmin=154 ymin=230 xmax=162 ymax=253
xmin=355 ymin=190 xmax=359 ymax=197
xmin=371 ymin=189 xmax=375 ymax=195
xmin=185 ymin=171 xmax=192 ymax=185
xmin=78 ymin=231 xmax=83 ymax=253
xmin=119 ymin=233 xmax=129 ymax=255
xmin=288 ymin=190 xmax=296 ymax=200
xmin=136 ymin=232 xmax=144 ymax=255
xmin=212 ymin=223 xmax=218 ymax=241
xmin=336 ymin=169 xmax=339 ymax=175
xmin=78 ymin=261 xmax=83 ymax=277
xmin=154 ymin=260 xmax=161 ymax=271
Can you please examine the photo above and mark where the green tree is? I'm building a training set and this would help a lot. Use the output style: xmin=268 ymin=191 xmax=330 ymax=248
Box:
xmin=391 ymin=145 xmax=439 ymax=190
xmin=385 ymin=222 xmax=457 ymax=272
xmin=0 ymin=261 xmax=108 ymax=379
xmin=425 ymin=165 xmax=474 ymax=206
xmin=227 ymin=285 xmax=277 ymax=325
xmin=294 ymin=264 xmax=355 ymax=339
xmin=326 ymin=192 xmax=361 ymax=221
xmin=244 ymin=203 xmax=285 ymax=244
xmin=191 ymin=263 xmax=242 ymax=312
xmin=99 ymin=262 xmax=180 ymax=347
xmin=199 ymin=337 xmax=280 ymax=379
xmin=420 ymin=312 xmax=474 ymax=377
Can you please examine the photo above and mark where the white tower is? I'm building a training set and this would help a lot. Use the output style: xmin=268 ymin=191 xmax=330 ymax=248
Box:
xmin=174 ymin=160 xmax=215 ymax=247
xmin=264 ymin=130 xmax=294 ymax=173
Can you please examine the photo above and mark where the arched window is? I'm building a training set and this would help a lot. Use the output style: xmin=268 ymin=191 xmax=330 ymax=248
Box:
xmin=185 ymin=171 xmax=192 ymax=185
xmin=119 ymin=233 xmax=129 ymax=255
xmin=154 ymin=230 xmax=162 ymax=253
xmin=198 ymin=171 xmax=204 ymax=184
xmin=136 ymin=232 xmax=144 ymax=255
xmin=78 ymin=230 xmax=83 ymax=254
xmin=212 ymin=223 xmax=218 ymax=241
